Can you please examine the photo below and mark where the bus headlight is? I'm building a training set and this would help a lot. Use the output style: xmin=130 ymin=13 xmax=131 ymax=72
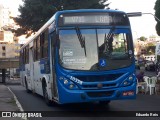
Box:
xmin=129 ymin=76 xmax=133 ymax=81
xmin=64 ymin=79 xmax=69 ymax=85
xmin=69 ymin=84 xmax=74 ymax=89
xmin=59 ymin=77 xmax=79 ymax=89
xmin=123 ymin=81 xmax=129 ymax=86
xmin=68 ymin=82 xmax=79 ymax=89
xmin=122 ymin=75 xmax=134 ymax=87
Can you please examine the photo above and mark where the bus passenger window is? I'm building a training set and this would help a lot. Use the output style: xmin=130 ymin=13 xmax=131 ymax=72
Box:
xmin=51 ymin=31 xmax=56 ymax=64
xmin=33 ymin=37 xmax=40 ymax=61
xmin=40 ymin=33 xmax=45 ymax=58
xmin=44 ymin=30 xmax=48 ymax=57
xmin=33 ymin=38 xmax=37 ymax=61
xmin=37 ymin=37 xmax=41 ymax=59
xmin=40 ymin=30 xmax=48 ymax=58
xmin=26 ymin=45 xmax=29 ymax=64
xmin=23 ymin=45 xmax=29 ymax=64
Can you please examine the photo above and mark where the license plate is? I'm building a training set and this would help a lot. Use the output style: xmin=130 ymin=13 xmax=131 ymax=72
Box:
xmin=123 ymin=91 xmax=134 ymax=96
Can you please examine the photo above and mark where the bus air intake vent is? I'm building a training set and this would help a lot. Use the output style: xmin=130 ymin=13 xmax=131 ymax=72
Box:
xmin=76 ymin=73 xmax=123 ymax=82
xmin=82 ymin=83 xmax=116 ymax=89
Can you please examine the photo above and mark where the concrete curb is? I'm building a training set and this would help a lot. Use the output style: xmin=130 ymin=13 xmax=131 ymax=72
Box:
xmin=7 ymin=87 xmax=24 ymax=112
xmin=7 ymin=87 xmax=28 ymax=120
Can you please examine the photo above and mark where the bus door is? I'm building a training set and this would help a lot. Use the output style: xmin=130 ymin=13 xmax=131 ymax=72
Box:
xmin=29 ymin=46 xmax=35 ymax=91
xmin=50 ymin=32 xmax=58 ymax=100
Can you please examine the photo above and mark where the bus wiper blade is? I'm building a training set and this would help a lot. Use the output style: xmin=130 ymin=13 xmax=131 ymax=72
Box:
xmin=75 ymin=27 xmax=87 ymax=56
xmin=104 ymin=26 xmax=115 ymax=54
xmin=104 ymin=26 xmax=115 ymax=43
xmin=75 ymin=27 xmax=85 ymax=48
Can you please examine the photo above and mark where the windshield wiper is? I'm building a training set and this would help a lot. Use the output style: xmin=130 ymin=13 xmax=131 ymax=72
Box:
xmin=75 ymin=27 xmax=87 ymax=56
xmin=104 ymin=27 xmax=115 ymax=55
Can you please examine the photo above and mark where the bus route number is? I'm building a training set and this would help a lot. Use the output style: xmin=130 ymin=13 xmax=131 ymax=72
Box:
xmin=71 ymin=16 xmax=85 ymax=23
xmin=64 ymin=15 xmax=109 ymax=24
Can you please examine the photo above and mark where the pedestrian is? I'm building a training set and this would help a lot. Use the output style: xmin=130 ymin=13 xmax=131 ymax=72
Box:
xmin=136 ymin=71 xmax=146 ymax=94
xmin=136 ymin=71 xmax=144 ymax=82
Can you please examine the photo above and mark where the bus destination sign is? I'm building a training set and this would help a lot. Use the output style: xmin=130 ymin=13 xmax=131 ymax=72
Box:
xmin=63 ymin=15 xmax=111 ymax=25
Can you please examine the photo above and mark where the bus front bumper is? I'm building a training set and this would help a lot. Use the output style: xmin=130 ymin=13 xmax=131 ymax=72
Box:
xmin=57 ymin=82 xmax=136 ymax=104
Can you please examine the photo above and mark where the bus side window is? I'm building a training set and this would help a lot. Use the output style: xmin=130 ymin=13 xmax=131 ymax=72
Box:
xmin=33 ymin=37 xmax=40 ymax=61
xmin=20 ymin=50 xmax=23 ymax=66
xmin=26 ymin=45 xmax=29 ymax=64
xmin=24 ymin=48 xmax=26 ymax=64
xmin=40 ymin=29 xmax=48 ymax=58
xmin=51 ymin=32 xmax=56 ymax=46
xmin=22 ymin=49 xmax=24 ymax=64
xmin=50 ymin=31 xmax=56 ymax=65
xmin=33 ymin=38 xmax=37 ymax=61
xmin=37 ymin=37 xmax=41 ymax=60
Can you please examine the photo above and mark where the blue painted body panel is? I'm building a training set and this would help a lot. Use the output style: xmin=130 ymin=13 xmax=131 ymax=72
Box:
xmin=19 ymin=9 xmax=136 ymax=104
xmin=55 ymin=61 xmax=136 ymax=104
xmin=51 ymin=9 xmax=136 ymax=104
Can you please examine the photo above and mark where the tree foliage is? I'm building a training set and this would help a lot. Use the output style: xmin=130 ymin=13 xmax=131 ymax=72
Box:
xmin=139 ymin=36 xmax=147 ymax=41
xmin=145 ymin=43 xmax=156 ymax=55
xmin=154 ymin=0 xmax=160 ymax=35
xmin=14 ymin=0 xmax=109 ymax=36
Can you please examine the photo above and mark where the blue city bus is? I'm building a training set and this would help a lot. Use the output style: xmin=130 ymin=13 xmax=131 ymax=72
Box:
xmin=19 ymin=9 xmax=136 ymax=105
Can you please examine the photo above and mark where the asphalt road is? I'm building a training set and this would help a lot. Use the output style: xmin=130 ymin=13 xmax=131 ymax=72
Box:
xmin=3 ymin=69 xmax=158 ymax=120
xmin=8 ymin=84 xmax=160 ymax=120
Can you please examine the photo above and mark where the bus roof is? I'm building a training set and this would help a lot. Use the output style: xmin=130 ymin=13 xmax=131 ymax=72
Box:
xmin=56 ymin=9 xmax=126 ymax=14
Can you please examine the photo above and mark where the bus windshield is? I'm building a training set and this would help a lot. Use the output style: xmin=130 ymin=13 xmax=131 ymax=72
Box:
xmin=59 ymin=28 xmax=133 ymax=71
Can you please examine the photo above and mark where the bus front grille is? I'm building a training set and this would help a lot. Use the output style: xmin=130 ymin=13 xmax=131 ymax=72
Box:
xmin=76 ymin=73 xmax=123 ymax=82
xmin=82 ymin=83 xmax=116 ymax=89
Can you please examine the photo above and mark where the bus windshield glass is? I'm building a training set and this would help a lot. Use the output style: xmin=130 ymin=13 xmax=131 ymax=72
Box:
xmin=59 ymin=28 xmax=133 ymax=71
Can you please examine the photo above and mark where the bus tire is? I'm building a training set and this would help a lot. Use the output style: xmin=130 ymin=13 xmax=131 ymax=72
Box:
xmin=42 ymin=81 xmax=52 ymax=106
xmin=99 ymin=100 xmax=110 ymax=105
xmin=25 ymin=79 xmax=31 ymax=93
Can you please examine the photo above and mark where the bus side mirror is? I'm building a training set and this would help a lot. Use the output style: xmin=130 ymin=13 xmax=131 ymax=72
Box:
xmin=127 ymin=12 xmax=142 ymax=17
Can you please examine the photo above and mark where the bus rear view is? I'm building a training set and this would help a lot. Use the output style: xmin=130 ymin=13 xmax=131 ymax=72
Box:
xmin=55 ymin=10 xmax=136 ymax=104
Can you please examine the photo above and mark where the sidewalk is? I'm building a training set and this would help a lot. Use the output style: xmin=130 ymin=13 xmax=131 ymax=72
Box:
xmin=0 ymin=80 xmax=23 ymax=120
xmin=0 ymin=84 xmax=20 ymax=111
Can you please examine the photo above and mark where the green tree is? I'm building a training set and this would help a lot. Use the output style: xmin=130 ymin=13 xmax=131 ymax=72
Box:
xmin=139 ymin=36 xmax=147 ymax=41
xmin=154 ymin=0 xmax=160 ymax=35
xmin=145 ymin=43 xmax=156 ymax=55
xmin=14 ymin=0 xmax=109 ymax=36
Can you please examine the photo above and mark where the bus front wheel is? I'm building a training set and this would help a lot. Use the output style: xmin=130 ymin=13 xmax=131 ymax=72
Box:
xmin=42 ymin=82 xmax=52 ymax=106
